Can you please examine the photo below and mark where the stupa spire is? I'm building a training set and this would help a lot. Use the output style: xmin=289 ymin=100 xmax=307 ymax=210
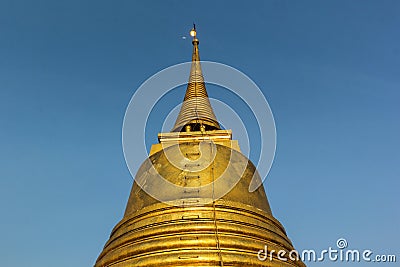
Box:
xmin=172 ymin=24 xmax=220 ymax=132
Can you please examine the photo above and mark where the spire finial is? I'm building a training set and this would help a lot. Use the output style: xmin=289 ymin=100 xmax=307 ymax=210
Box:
xmin=190 ymin=23 xmax=196 ymax=38
xmin=190 ymin=23 xmax=199 ymax=46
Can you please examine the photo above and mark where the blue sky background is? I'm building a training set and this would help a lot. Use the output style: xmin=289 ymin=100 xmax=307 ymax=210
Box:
xmin=0 ymin=1 xmax=399 ymax=266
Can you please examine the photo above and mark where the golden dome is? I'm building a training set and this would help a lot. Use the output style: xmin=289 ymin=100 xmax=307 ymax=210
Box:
xmin=95 ymin=143 xmax=305 ymax=266
xmin=94 ymin=26 xmax=305 ymax=267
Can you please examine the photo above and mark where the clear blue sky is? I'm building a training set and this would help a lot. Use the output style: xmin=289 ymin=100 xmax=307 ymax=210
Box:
xmin=0 ymin=1 xmax=399 ymax=266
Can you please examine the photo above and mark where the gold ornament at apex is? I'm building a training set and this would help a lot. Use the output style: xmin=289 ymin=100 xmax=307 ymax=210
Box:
xmin=94 ymin=27 xmax=305 ymax=267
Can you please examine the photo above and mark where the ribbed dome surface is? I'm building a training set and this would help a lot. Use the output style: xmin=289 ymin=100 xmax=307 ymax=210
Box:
xmin=94 ymin=143 xmax=305 ymax=267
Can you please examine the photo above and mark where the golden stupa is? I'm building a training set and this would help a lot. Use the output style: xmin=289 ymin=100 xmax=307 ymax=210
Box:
xmin=94 ymin=26 xmax=305 ymax=267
